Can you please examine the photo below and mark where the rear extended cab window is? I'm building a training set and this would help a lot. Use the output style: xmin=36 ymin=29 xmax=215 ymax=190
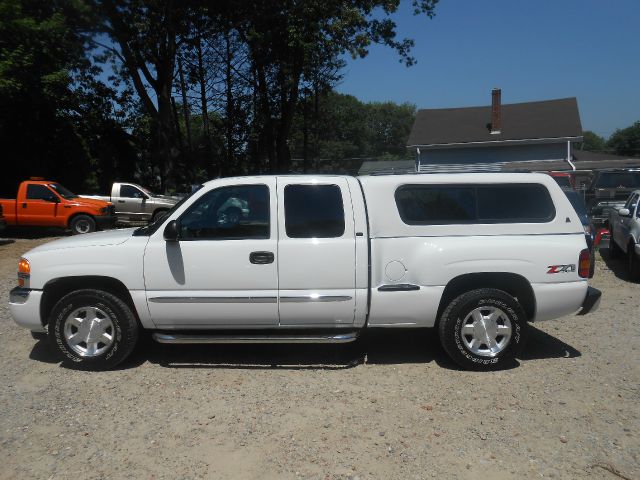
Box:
xmin=395 ymin=184 xmax=556 ymax=225
xmin=284 ymin=184 xmax=345 ymax=238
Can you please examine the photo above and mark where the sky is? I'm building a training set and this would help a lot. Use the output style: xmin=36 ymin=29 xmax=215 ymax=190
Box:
xmin=335 ymin=0 xmax=640 ymax=138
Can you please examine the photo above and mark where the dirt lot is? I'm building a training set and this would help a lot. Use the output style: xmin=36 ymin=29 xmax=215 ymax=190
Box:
xmin=0 ymin=235 xmax=638 ymax=480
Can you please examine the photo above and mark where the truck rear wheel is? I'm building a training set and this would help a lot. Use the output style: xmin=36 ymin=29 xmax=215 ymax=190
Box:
xmin=47 ymin=289 xmax=139 ymax=370
xmin=438 ymin=288 xmax=528 ymax=370
xmin=70 ymin=215 xmax=96 ymax=235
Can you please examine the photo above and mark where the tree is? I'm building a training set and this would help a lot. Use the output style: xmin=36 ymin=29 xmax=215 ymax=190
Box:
xmin=607 ymin=121 xmax=640 ymax=157
xmin=221 ymin=0 xmax=437 ymax=173
xmin=0 ymin=0 xmax=129 ymax=193
xmin=97 ymin=0 xmax=191 ymax=191
xmin=576 ymin=130 xmax=606 ymax=152
xmin=289 ymin=91 xmax=416 ymax=164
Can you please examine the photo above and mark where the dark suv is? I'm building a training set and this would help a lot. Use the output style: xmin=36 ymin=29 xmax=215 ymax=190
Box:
xmin=585 ymin=169 xmax=640 ymax=227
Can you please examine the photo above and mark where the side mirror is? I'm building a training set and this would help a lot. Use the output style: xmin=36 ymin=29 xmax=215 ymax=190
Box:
xmin=618 ymin=208 xmax=631 ymax=217
xmin=163 ymin=220 xmax=180 ymax=241
xmin=45 ymin=195 xmax=60 ymax=203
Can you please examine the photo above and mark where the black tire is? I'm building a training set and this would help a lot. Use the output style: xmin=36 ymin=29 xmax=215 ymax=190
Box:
xmin=151 ymin=209 xmax=168 ymax=223
xmin=627 ymin=246 xmax=640 ymax=282
xmin=48 ymin=289 xmax=139 ymax=370
xmin=69 ymin=214 xmax=96 ymax=235
xmin=609 ymin=236 xmax=623 ymax=259
xmin=438 ymin=288 xmax=528 ymax=371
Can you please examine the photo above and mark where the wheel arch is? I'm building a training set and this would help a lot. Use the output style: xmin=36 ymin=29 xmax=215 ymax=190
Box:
xmin=41 ymin=276 xmax=138 ymax=327
xmin=436 ymin=272 xmax=536 ymax=323
xmin=67 ymin=212 xmax=95 ymax=228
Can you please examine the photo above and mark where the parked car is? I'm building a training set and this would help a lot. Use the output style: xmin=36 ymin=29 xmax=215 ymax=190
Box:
xmin=608 ymin=190 xmax=640 ymax=280
xmin=563 ymin=189 xmax=595 ymax=278
xmin=547 ymin=171 xmax=575 ymax=190
xmin=585 ymin=169 xmax=640 ymax=227
xmin=0 ymin=180 xmax=116 ymax=235
xmin=81 ymin=182 xmax=179 ymax=225
xmin=9 ymin=173 xmax=600 ymax=371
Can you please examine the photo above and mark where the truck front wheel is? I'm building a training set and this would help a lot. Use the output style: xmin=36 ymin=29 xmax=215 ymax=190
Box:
xmin=70 ymin=215 xmax=96 ymax=235
xmin=47 ymin=289 xmax=139 ymax=370
xmin=438 ymin=288 xmax=528 ymax=371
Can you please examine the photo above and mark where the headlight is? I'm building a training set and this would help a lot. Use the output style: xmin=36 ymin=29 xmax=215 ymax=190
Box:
xmin=18 ymin=257 xmax=30 ymax=287
xmin=101 ymin=207 xmax=109 ymax=214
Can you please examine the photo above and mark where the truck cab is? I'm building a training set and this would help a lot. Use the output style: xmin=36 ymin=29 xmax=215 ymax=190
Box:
xmin=0 ymin=180 xmax=116 ymax=234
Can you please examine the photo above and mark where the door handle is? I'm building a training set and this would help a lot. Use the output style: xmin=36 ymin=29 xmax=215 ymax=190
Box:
xmin=250 ymin=251 xmax=274 ymax=264
xmin=117 ymin=200 xmax=125 ymax=203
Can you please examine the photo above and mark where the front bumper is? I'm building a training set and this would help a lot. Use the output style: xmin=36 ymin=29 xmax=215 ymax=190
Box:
xmin=95 ymin=214 xmax=117 ymax=230
xmin=9 ymin=287 xmax=45 ymax=332
xmin=577 ymin=286 xmax=602 ymax=316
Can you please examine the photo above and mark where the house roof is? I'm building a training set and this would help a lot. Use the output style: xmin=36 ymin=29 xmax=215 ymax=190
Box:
xmin=407 ymin=97 xmax=582 ymax=147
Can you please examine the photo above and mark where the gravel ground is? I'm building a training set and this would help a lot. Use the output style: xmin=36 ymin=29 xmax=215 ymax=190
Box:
xmin=0 ymin=235 xmax=638 ymax=480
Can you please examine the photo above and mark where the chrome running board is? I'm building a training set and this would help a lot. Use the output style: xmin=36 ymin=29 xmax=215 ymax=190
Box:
xmin=152 ymin=332 xmax=359 ymax=344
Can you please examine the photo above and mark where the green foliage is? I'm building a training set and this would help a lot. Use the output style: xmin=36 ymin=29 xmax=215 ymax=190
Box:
xmin=607 ymin=121 xmax=640 ymax=157
xmin=1 ymin=0 xmax=438 ymax=193
xmin=576 ymin=130 xmax=606 ymax=152
xmin=290 ymin=91 xmax=415 ymax=162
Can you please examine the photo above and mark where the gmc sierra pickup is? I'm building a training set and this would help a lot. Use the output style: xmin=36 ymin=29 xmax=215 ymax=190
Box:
xmin=9 ymin=173 xmax=601 ymax=371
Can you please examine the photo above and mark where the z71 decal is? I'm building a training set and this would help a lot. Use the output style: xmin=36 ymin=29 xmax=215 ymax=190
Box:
xmin=547 ymin=264 xmax=576 ymax=274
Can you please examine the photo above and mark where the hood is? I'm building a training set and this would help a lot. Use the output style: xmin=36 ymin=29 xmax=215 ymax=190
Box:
xmin=67 ymin=197 xmax=112 ymax=209
xmin=154 ymin=194 xmax=180 ymax=203
xmin=27 ymin=228 xmax=136 ymax=254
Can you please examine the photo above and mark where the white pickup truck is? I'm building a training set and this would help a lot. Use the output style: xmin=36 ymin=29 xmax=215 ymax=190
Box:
xmin=9 ymin=173 xmax=601 ymax=371
xmin=608 ymin=189 xmax=640 ymax=280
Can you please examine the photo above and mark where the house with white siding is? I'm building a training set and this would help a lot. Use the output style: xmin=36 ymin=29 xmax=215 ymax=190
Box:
xmin=408 ymin=89 xmax=583 ymax=173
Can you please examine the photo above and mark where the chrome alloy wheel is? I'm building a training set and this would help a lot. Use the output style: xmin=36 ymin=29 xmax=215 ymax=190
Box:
xmin=460 ymin=306 xmax=512 ymax=357
xmin=75 ymin=220 xmax=91 ymax=234
xmin=63 ymin=306 xmax=115 ymax=357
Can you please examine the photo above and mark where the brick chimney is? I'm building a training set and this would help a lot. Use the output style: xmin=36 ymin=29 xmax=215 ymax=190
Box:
xmin=490 ymin=88 xmax=502 ymax=134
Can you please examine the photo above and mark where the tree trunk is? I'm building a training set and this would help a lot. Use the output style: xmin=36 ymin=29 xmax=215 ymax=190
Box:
xmin=177 ymin=54 xmax=193 ymax=164
xmin=196 ymin=35 xmax=213 ymax=177
xmin=224 ymin=31 xmax=234 ymax=177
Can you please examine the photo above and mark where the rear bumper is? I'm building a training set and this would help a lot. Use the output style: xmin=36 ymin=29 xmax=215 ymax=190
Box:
xmin=9 ymin=287 xmax=45 ymax=332
xmin=95 ymin=214 xmax=117 ymax=229
xmin=577 ymin=286 xmax=602 ymax=316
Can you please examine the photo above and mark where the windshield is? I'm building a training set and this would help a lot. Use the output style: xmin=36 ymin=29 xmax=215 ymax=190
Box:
xmin=552 ymin=176 xmax=572 ymax=188
xmin=595 ymin=172 xmax=640 ymax=189
xmin=133 ymin=184 xmax=203 ymax=236
xmin=139 ymin=185 xmax=156 ymax=197
xmin=48 ymin=183 xmax=78 ymax=199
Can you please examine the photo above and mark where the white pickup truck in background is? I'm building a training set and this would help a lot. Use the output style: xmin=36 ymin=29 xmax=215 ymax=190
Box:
xmin=10 ymin=173 xmax=601 ymax=371
xmin=608 ymin=189 xmax=640 ymax=280
xmin=81 ymin=182 xmax=179 ymax=225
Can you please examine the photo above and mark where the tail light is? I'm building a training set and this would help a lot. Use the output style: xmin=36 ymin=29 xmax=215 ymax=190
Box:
xmin=578 ymin=249 xmax=590 ymax=278
xmin=18 ymin=257 xmax=30 ymax=287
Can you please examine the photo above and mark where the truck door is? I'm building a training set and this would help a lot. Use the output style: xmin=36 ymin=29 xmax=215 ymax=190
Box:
xmin=117 ymin=184 xmax=151 ymax=223
xmin=143 ymin=179 xmax=279 ymax=327
xmin=276 ymin=178 xmax=356 ymax=326
xmin=21 ymin=184 xmax=59 ymax=226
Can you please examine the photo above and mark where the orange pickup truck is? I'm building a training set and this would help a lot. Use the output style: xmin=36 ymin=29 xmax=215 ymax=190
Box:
xmin=0 ymin=180 xmax=116 ymax=234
